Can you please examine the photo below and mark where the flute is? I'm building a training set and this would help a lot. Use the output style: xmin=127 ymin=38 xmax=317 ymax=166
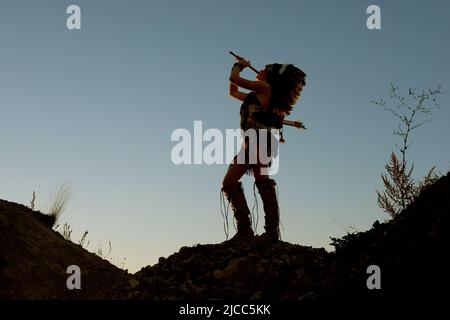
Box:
xmin=229 ymin=51 xmax=260 ymax=74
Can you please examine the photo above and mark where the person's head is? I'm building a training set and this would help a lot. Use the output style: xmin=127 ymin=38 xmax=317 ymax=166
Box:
xmin=259 ymin=63 xmax=307 ymax=115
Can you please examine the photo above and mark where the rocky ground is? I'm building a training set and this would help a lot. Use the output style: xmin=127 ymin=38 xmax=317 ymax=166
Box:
xmin=127 ymin=241 xmax=330 ymax=300
xmin=1 ymin=172 xmax=449 ymax=301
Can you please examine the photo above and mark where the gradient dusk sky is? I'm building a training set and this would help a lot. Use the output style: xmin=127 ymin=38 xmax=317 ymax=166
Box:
xmin=1 ymin=0 xmax=449 ymax=272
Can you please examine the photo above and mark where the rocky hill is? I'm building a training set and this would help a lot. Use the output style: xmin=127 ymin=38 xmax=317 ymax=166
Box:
xmin=1 ymin=172 xmax=449 ymax=301
xmin=127 ymin=241 xmax=330 ymax=300
xmin=126 ymin=172 xmax=450 ymax=302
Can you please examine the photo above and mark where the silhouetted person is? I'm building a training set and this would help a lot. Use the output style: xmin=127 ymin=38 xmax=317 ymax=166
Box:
xmin=221 ymin=57 xmax=306 ymax=243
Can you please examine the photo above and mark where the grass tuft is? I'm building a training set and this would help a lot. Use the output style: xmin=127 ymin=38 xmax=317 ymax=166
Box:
xmin=48 ymin=183 xmax=72 ymax=226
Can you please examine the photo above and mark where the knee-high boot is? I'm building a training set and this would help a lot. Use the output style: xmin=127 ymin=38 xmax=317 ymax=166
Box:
xmin=221 ymin=181 xmax=254 ymax=241
xmin=255 ymin=179 xmax=280 ymax=243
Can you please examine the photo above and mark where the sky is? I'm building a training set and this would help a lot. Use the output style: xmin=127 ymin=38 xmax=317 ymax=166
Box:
xmin=1 ymin=0 xmax=449 ymax=272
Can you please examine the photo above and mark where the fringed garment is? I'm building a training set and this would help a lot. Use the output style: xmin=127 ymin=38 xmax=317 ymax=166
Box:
xmin=231 ymin=92 xmax=281 ymax=176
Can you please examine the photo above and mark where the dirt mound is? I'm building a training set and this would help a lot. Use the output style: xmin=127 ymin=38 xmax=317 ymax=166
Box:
xmin=328 ymin=171 xmax=450 ymax=302
xmin=128 ymin=241 xmax=330 ymax=300
xmin=0 ymin=200 xmax=129 ymax=299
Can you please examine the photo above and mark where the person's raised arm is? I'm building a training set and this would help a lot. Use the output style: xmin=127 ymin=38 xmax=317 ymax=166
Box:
xmin=229 ymin=82 xmax=247 ymax=101
xmin=229 ymin=60 xmax=270 ymax=93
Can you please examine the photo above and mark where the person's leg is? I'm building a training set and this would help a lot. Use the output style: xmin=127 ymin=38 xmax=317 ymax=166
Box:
xmin=253 ymin=163 xmax=280 ymax=243
xmin=221 ymin=155 xmax=254 ymax=241
xmin=252 ymin=163 xmax=270 ymax=182
xmin=222 ymin=160 xmax=248 ymax=186
xmin=252 ymin=130 xmax=276 ymax=182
